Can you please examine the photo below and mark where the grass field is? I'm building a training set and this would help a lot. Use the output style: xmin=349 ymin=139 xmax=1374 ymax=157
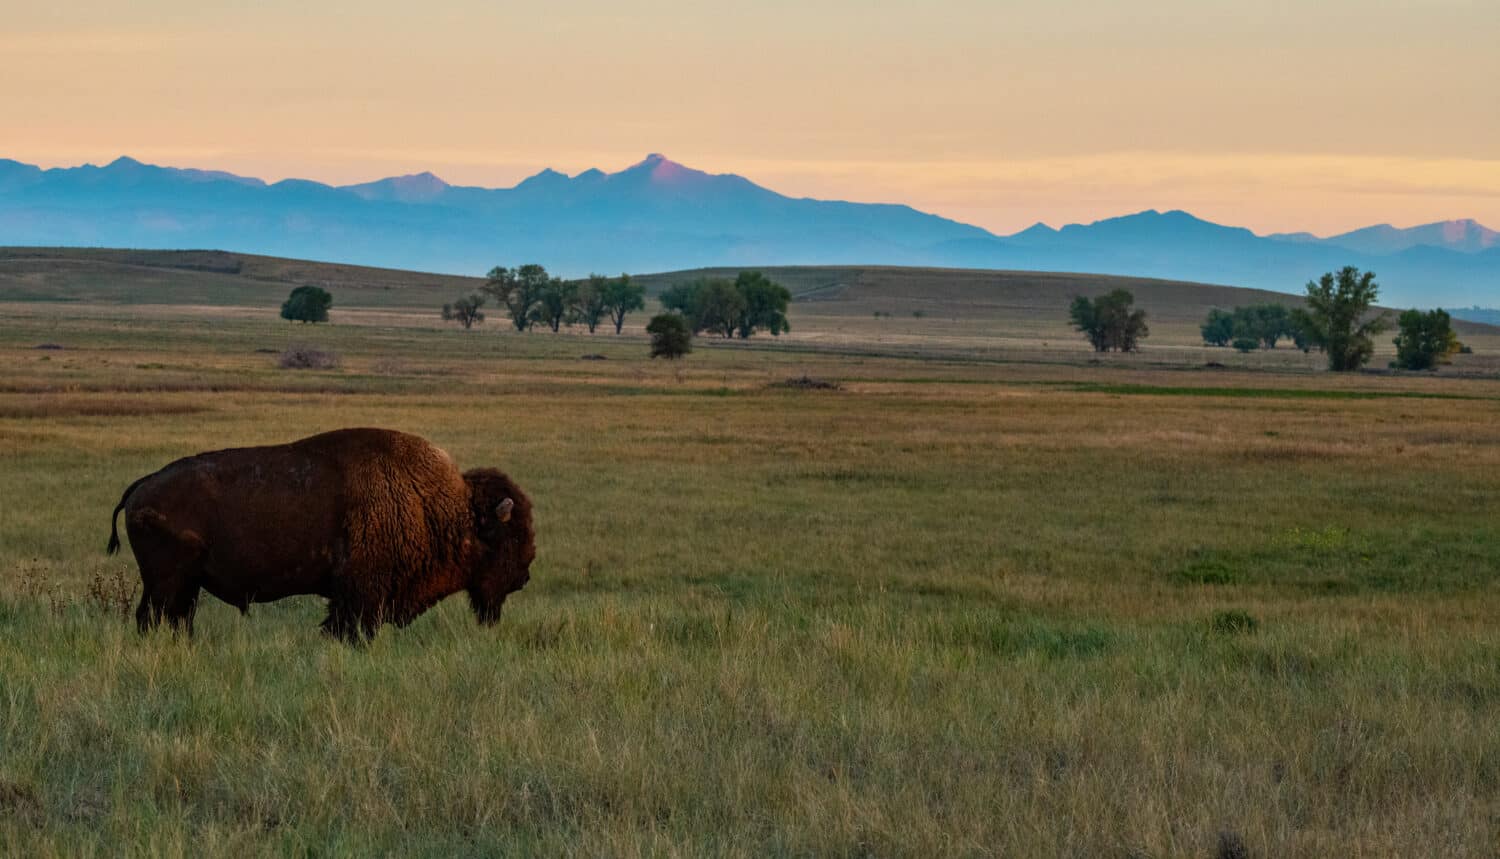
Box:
xmin=3 ymin=256 xmax=1500 ymax=856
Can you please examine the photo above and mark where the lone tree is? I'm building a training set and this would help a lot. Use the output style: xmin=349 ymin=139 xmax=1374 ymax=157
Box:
xmin=602 ymin=273 xmax=646 ymax=334
xmin=482 ymin=264 xmax=552 ymax=331
xmin=1069 ymin=289 xmax=1148 ymax=352
xmin=281 ymin=285 xmax=332 ymax=324
xmin=441 ymin=293 xmax=486 ymax=329
xmin=646 ymin=313 xmax=692 ymax=360
xmin=1392 ymin=308 xmax=1462 ymax=370
xmin=1291 ymin=266 xmax=1389 ymax=371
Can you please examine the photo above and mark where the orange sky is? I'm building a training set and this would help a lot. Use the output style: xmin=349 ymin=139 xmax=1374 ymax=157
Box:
xmin=5 ymin=0 xmax=1498 ymax=236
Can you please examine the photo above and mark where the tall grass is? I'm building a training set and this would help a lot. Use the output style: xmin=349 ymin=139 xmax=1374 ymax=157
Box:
xmin=2 ymin=311 xmax=1499 ymax=855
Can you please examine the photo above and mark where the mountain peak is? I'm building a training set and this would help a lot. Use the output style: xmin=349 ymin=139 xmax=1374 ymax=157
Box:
xmin=389 ymin=171 xmax=449 ymax=190
xmin=341 ymin=170 xmax=450 ymax=202
xmin=517 ymin=167 xmax=567 ymax=184
xmin=1326 ymin=218 xmax=1500 ymax=254
xmin=619 ymin=153 xmax=698 ymax=180
xmin=1008 ymin=222 xmax=1058 ymax=242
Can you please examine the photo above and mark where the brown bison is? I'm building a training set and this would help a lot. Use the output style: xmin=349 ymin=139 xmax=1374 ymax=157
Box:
xmin=106 ymin=427 xmax=535 ymax=642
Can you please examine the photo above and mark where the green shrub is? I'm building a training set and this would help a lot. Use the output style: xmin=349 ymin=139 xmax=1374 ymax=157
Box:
xmin=280 ymin=285 xmax=332 ymax=323
xmin=646 ymin=313 xmax=693 ymax=360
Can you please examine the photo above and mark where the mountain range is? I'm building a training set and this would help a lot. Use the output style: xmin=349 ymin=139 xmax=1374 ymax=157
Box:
xmin=1 ymin=154 xmax=1497 ymax=308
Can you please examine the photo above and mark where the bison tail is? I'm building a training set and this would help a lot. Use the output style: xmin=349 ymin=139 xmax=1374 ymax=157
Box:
xmin=106 ymin=475 xmax=151 ymax=555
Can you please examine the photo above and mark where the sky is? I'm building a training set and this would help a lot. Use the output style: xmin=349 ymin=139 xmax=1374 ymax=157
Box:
xmin=4 ymin=0 xmax=1498 ymax=237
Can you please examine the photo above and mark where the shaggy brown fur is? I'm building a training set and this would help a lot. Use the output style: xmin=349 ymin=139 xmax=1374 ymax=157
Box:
xmin=106 ymin=428 xmax=535 ymax=643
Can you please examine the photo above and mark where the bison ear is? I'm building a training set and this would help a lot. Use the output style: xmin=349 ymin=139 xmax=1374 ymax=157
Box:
xmin=495 ymin=498 xmax=514 ymax=523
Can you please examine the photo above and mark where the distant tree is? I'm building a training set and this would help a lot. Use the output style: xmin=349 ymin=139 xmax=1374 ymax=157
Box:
xmin=1201 ymin=308 xmax=1235 ymax=347
xmin=1291 ymin=266 xmax=1389 ymax=371
xmin=531 ymin=278 xmax=576 ymax=332
xmin=572 ymin=275 xmax=611 ymax=333
xmin=1392 ymin=308 xmax=1462 ymax=370
xmin=657 ymin=273 xmax=788 ymax=338
xmin=1069 ymin=295 xmax=1107 ymax=351
xmin=1234 ymin=304 xmax=1294 ymax=349
xmin=280 ymin=285 xmax=332 ymax=324
xmin=1289 ymin=317 xmax=1313 ymax=353
xmin=660 ymin=279 xmax=711 ymax=333
xmin=482 ymin=264 xmax=552 ymax=331
xmin=441 ymin=293 xmax=486 ymax=329
xmin=733 ymin=271 xmax=792 ymax=338
xmin=696 ymin=279 xmax=748 ymax=338
xmin=1232 ymin=336 xmax=1259 ymax=354
xmin=1069 ymin=289 xmax=1149 ymax=352
xmin=646 ymin=313 xmax=692 ymax=360
xmin=602 ymin=273 xmax=646 ymax=334
xmin=1204 ymin=304 xmax=1298 ymax=349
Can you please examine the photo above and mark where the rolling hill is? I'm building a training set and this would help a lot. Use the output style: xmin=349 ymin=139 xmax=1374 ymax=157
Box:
xmin=5 ymin=248 xmax=1498 ymax=350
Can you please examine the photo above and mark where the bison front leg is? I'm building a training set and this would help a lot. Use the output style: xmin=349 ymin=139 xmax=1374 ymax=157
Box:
xmin=320 ymin=599 xmax=384 ymax=645
xmin=136 ymin=576 xmax=202 ymax=636
xmin=136 ymin=591 xmax=162 ymax=634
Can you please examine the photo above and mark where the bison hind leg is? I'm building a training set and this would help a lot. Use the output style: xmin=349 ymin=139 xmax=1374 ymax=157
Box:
xmin=130 ymin=516 xmax=206 ymax=637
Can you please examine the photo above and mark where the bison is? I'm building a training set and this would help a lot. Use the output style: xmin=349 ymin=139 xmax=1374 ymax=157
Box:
xmin=106 ymin=427 xmax=535 ymax=642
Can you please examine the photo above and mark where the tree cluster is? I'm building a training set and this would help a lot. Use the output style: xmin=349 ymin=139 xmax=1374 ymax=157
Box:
xmin=1201 ymin=304 xmax=1301 ymax=351
xmin=441 ymin=294 xmax=486 ymax=329
xmin=1068 ymin=289 xmax=1148 ymax=352
xmin=658 ymin=272 xmax=792 ymax=338
xmin=280 ymin=285 xmax=332 ymax=324
xmin=442 ymin=265 xmax=645 ymax=333
xmin=1392 ymin=308 xmax=1462 ymax=371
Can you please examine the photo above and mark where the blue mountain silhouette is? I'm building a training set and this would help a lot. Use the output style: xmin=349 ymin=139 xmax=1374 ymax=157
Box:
xmin=1 ymin=154 xmax=1496 ymax=306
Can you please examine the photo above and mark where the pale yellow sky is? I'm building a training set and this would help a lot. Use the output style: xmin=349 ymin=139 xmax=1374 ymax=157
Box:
xmin=4 ymin=0 xmax=1498 ymax=235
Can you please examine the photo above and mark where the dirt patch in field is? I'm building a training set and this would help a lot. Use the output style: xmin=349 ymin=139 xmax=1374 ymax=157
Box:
xmin=770 ymin=375 xmax=843 ymax=391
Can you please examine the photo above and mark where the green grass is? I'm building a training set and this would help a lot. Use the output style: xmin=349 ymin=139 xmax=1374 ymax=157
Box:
xmin=2 ymin=292 xmax=1500 ymax=855
xmin=1067 ymin=382 xmax=1491 ymax=401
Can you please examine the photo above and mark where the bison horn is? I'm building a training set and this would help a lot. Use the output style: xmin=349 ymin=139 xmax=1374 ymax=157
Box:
xmin=495 ymin=498 xmax=514 ymax=523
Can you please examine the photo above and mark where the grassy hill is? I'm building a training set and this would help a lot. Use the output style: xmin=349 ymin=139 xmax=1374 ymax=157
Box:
xmin=0 ymin=248 xmax=483 ymax=309
xmin=3 ymin=249 xmax=1300 ymax=316
xmin=635 ymin=265 xmax=1319 ymax=328
xmin=4 ymin=248 xmax=1497 ymax=355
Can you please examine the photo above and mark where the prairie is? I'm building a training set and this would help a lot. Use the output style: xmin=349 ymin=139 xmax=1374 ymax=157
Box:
xmin=1 ymin=259 xmax=1499 ymax=856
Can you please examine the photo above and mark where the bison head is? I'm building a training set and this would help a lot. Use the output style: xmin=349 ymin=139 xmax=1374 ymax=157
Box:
xmin=462 ymin=468 xmax=536 ymax=625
